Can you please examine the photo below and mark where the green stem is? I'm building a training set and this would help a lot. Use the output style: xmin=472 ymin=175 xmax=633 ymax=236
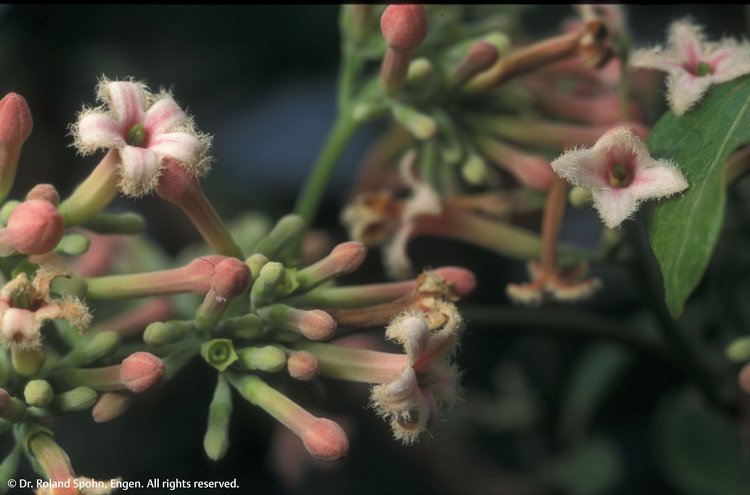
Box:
xmin=294 ymin=110 xmax=361 ymax=225
xmin=294 ymin=10 xmax=365 ymax=225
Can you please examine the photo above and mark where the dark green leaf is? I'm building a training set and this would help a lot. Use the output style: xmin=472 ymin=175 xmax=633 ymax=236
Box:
xmin=648 ymin=76 xmax=750 ymax=318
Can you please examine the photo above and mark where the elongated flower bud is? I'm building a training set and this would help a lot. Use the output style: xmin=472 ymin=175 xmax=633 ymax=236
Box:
xmin=380 ymin=5 xmax=429 ymax=95
xmin=92 ymin=392 xmax=132 ymax=423
xmin=0 ymin=93 xmax=33 ymax=204
xmin=296 ymin=241 xmax=367 ymax=291
xmin=229 ymin=374 xmax=348 ymax=461
xmin=259 ymin=304 xmax=336 ymax=341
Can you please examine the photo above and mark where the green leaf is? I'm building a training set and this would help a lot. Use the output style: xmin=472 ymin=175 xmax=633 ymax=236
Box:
xmin=653 ymin=389 xmax=750 ymax=495
xmin=648 ymin=76 xmax=750 ymax=318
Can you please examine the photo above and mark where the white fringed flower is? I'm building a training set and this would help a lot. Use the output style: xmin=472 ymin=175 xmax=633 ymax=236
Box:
xmin=551 ymin=127 xmax=688 ymax=229
xmin=73 ymin=78 xmax=212 ymax=197
xmin=631 ymin=19 xmax=750 ymax=116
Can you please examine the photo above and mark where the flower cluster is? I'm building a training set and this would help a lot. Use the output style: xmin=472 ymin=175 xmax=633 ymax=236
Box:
xmin=0 ymin=73 xmax=478 ymax=492
xmin=339 ymin=5 xmax=694 ymax=307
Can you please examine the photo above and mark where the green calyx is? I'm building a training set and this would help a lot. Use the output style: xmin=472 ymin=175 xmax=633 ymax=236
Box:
xmin=200 ymin=339 xmax=239 ymax=372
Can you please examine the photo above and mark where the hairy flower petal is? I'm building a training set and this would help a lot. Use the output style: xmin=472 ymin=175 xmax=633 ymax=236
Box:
xmin=148 ymin=132 xmax=203 ymax=167
xmin=144 ymin=97 xmax=189 ymax=136
xmin=632 ymin=18 xmax=750 ymax=116
xmin=119 ymin=146 xmax=161 ymax=197
xmin=551 ymin=127 xmax=688 ymax=229
xmin=77 ymin=113 xmax=125 ymax=152
xmin=101 ymin=80 xmax=147 ymax=128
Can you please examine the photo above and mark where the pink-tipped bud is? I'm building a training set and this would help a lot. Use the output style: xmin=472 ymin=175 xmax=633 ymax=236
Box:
xmin=6 ymin=199 xmax=64 ymax=254
xmin=261 ymin=304 xmax=337 ymax=341
xmin=381 ymin=5 xmax=428 ymax=52
xmin=119 ymin=352 xmax=164 ymax=393
xmin=297 ymin=310 xmax=337 ymax=341
xmin=740 ymin=362 xmax=750 ymax=395
xmin=0 ymin=93 xmax=32 ymax=145
xmin=0 ymin=93 xmax=32 ymax=204
xmin=26 ymin=183 xmax=60 ymax=205
xmin=432 ymin=267 xmax=477 ymax=299
xmin=287 ymin=351 xmax=319 ymax=381
xmin=327 ymin=241 xmax=367 ymax=275
xmin=301 ymin=418 xmax=349 ymax=461
xmin=212 ymin=258 xmax=251 ymax=300
xmin=452 ymin=41 xmax=499 ymax=87
xmin=155 ymin=158 xmax=195 ymax=204
xmin=297 ymin=241 xmax=367 ymax=291
xmin=92 ymin=391 xmax=132 ymax=423
xmin=183 ymin=255 xmax=232 ymax=294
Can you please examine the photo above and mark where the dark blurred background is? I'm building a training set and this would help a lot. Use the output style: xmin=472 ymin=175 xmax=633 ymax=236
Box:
xmin=0 ymin=5 xmax=747 ymax=495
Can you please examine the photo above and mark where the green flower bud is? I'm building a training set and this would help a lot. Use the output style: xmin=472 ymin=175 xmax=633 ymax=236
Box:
xmin=237 ymin=345 xmax=287 ymax=373
xmin=50 ymin=386 xmax=98 ymax=412
xmin=143 ymin=320 xmax=190 ymax=348
xmin=24 ymin=380 xmax=54 ymax=407
xmin=204 ymin=375 xmax=233 ymax=461
xmin=245 ymin=253 xmax=269 ymax=281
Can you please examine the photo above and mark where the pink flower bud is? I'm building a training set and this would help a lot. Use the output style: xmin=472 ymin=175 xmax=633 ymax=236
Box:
xmin=6 ymin=199 xmax=64 ymax=255
xmin=296 ymin=241 xmax=367 ymax=291
xmin=183 ymin=255 xmax=232 ymax=294
xmin=296 ymin=309 xmax=337 ymax=341
xmin=287 ymin=351 xmax=319 ymax=381
xmin=0 ymin=93 xmax=32 ymax=145
xmin=92 ymin=391 xmax=132 ymax=423
xmin=451 ymin=41 xmax=499 ymax=87
xmin=119 ymin=352 xmax=165 ymax=393
xmin=432 ymin=267 xmax=476 ymax=299
xmin=26 ymin=183 xmax=60 ymax=205
xmin=301 ymin=418 xmax=349 ymax=461
xmin=211 ymin=258 xmax=251 ymax=300
xmin=380 ymin=5 xmax=428 ymax=52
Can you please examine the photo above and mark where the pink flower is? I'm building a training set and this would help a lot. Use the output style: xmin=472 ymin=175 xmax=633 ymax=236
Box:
xmin=551 ymin=127 xmax=688 ymax=229
xmin=631 ymin=19 xmax=750 ymax=116
xmin=73 ymin=78 xmax=212 ymax=197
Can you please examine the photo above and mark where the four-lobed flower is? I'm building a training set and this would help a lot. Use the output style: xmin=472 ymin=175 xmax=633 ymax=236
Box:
xmin=551 ymin=126 xmax=688 ymax=229
xmin=631 ymin=18 xmax=750 ymax=116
